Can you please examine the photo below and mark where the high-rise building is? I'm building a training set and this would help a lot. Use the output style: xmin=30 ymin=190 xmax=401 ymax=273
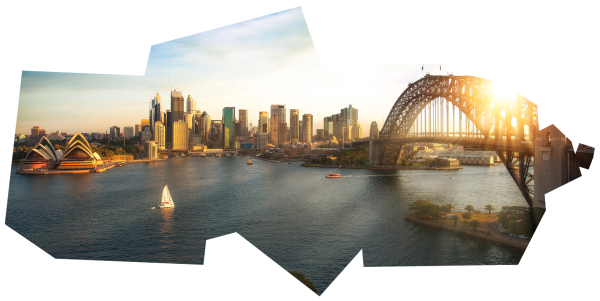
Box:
xmin=173 ymin=121 xmax=189 ymax=150
xmin=151 ymin=92 xmax=162 ymax=136
xmin=141 ymin=127 xmax=153 ymax=142
xmin=210 ymin=120 xmax=223 ymax=149
xmin=234 ymin=121 xmax=242 ymax=141
xmin=370 ymin=121 xmax=379 ymax=139
xmin=165 ymin=110 xmax=172 ymax=149
xmin=325 ymin=121 xmax=333 ymax=141
xmin=302 ymin=114 xmax=313 ymax=144
xmin=222 ymin=107 xmax=235 ymax=149
xmin=299 ymin=120 xmax=303 ymax=143
xmin=110 ymin=126 xmax=121 ymax=138
xmin=30 ymin=126 xmax=40 ymax=141
xmin=135 ymin=124 xmax=142 ymax=137
xmin=271 ymin=114 xmax=280 ymax=146
xmin=355 ymin=122 xmax=363 ymax=139
xmin=259 ymin=111 xmax=269 ymax=134
xmin=258 ymin=133 xmax=269 ymax=147
xmin=154 ymin=122 xmax=165 ymax=149
xmin=39 ymin=129 xmax=46 ymax=138
xmin=124 ymin=126 xmax=134 ymax=138
xmin=270 ymin=104 xmax=286 ymax=143
xmin=239 ymin=109 xmax=248 ymax=140
xmin=196 ymin=111 xmax=211 ymax=143
xmin=168 ymin=89 xmax=185 ymax=149
xmin=316 ymin=129 xmax=324 ymax=141
xmin=278 ymin=123 xmax=287 ymax=146
xmin=290 ymin=109 xmax=299 ymax=142
xmin=186 ymin=94 xmax=196 ymax=114
xmin=184 ymin=113 xmax=194 ymax=130
xmin=141 ymin=119 xmax=150 ymax=129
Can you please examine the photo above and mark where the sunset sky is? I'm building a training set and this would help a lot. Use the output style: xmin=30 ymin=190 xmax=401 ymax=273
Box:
xmin=15 ymin=7 xmax=534 ymax=137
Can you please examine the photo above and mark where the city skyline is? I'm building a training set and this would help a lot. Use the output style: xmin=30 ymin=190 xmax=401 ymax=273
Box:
xmin=14 ymin=7 xmax=535 ymax=138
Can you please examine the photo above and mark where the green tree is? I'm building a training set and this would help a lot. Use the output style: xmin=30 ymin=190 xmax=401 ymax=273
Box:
xmin=469 ymin=220 xmax=481 ymax=231
xmin=464 ymin=204 xmax=474 ymax=213
xmin=430 ymin=205 xmax=442 ymax=222
xmin=461 ymin=212 xmax=472 ymax=221
xmin=288 ymin=271 xmax=318 ymax=295
xmin=441 ymin=204 xmax=454 ymax=214
xmin=484 ymin=204 xmax=495 ymax=214
xmin=450 ymin=215 xmax=460 ymax=226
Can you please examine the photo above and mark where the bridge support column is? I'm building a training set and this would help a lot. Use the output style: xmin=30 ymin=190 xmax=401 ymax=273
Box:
xmin=533 ymin=125 xmax=577 ymax=208
xmin=369 ymin=139 xmax=379 ymax=167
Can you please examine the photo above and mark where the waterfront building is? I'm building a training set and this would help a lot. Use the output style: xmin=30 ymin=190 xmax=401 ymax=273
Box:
xmin=270 ymin=104 xmax=286 ymax=143
xmin=57 ymin=133 xmax=103 ymax=170
xmin=278 ymin=123 xmax=287 ymax=146
xmin=173 ymin=121 xmax=189 ymax=150
xmin=20 ymin=136 xmax=59 ymax=170
xmin=222 ymin=107 xmax=235 ymax=149
xmin=302 ymin=114 xmax=313 ymax=144
xmin=144 ymin=140 xmax=158 ymax=160
xmin=239 ymin=109 xmax=248 ymax=139
xmin=290 ymin=109 xmax=300 ymax=142
xmin=123 ymin=126 xmax=134 ymax=139
xmin=210 ymin=120 xmax=223 ymax=149
xmin=154 ymin=121 xmax=165 ymax=150
xmin=370 ymin=121 xmax=378 ymax=139
xmin=438 ymin=153 xmax=495 ymax=165
xmin=30 ymin=126 xmax=40 ymax=141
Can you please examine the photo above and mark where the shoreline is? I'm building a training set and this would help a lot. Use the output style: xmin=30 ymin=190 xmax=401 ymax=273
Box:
xmin=404 ymin=215 xmax=529 ymax=250
xmin=15 ymin=158 xmax=167 ymax=175
xmin=301 ymin=164 xmax=463 ymax=170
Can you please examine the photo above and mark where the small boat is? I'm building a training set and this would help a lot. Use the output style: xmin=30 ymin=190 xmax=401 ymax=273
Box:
xmin=450 ymin=177 xmax=454 ymax=179
xmin=200 ymin=153 xmax=206 ymax=157
xmin=158 ymin=185 xmax=174 ymax=208
xmin=215 ymin=153 xmax=221 ymax=157
xmin=247 ymin=159 xmax=253 ymax=165
xmin=151 ymin=207 xmax=155 ymax=209
xmin=175 ymin=155 xmax=181 ymax=160
xmin=326 ymin=173 xmax=342 ymax=178
xmin=180 ymin=153 xmax=186 ymax=157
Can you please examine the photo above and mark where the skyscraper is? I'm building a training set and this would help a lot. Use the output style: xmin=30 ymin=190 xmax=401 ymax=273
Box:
xmin=302 ymin=114 xmax=313 ymax=144
xmin=239 ymin=109 xmax=248 ymax=139
xmin=259 ymin=111 xmax=269 ymax=134
xmin=154 ymin=122 xmax=165 ymax=149
xmin=278 ymin=123 xmax=287 ymax=146
xmin=299 ymin=120 xmax=303 ymax=143
xmin=271 ymin=114 xmax=280 ymax=146
xmin=290 ymin=109 xmax=299 ymax=142
xmin=173 ymin=121 xmax=189 ymax=150
xmin=135 ymin=124 xmax=142 ymax=137
xmin=169 ymin=89 xmax=185 ymax=148
xmin=110 ymin=126 xmax=120 ymax=138
xmin=186 ymin=94 xmax=196 ymax=114
xmin=165 ymin=110 xmax=172 ymax=149
xmin=151 ymin=92 xmax=162 ymax=136
xmin=210 ymin=120 xmax=223 ymax=149
xmin=30 ymin=126 xmax=40 ymax=141
xmin=270 ymin=104 xmax=286 ymax=143
xmin=222 ymin=107 xmax=235 ymax=149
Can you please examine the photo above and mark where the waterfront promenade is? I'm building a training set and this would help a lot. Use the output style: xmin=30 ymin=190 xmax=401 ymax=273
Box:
xmin=405 ymin=214 xmax=529 ymax=250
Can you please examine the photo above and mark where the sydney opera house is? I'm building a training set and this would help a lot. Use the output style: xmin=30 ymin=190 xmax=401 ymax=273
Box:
xmin=18 ymin=133 xmax=105 ymax=174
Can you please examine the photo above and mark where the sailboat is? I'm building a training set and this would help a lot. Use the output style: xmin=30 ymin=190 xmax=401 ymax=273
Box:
xmin=158 ymin=185 xmax=175 ymax=208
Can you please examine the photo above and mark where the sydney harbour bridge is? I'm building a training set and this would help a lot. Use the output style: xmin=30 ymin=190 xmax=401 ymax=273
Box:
xmin=352 ymin=74 xmax=594 ymax=208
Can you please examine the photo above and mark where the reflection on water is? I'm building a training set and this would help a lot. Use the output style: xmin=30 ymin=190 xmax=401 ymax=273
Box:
xmin=6 ymin=157 xmax=526 ymax=293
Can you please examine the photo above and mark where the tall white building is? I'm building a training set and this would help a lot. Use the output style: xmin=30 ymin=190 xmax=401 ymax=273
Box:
xmin=186 ymin=94 xmax=196 ymax=114
xmin=154 ymin=121 xmax=165 ymax=150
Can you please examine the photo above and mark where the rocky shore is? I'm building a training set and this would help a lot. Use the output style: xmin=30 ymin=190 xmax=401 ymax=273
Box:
xmin=404 ymin=214 xmax=529 ymax=250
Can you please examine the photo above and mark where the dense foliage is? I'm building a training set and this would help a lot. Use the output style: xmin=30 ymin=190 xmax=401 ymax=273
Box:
xmin=497 ymin=206 xmax=546 ymax=237
xmin=408 ymin=200 xmax=442 ymax=221
xmin=336 ymin=147 xmax=369 ymax=166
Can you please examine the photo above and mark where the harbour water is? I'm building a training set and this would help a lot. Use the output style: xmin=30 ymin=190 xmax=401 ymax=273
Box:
xmin=5 ymin=156 xmax=527 ymax=293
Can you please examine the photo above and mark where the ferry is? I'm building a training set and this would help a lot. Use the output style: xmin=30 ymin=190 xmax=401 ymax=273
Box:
xmin=214 ymin=153 xmax=221 ymax=157
xmin=247 ymin=159 xmax=253 ymax=165
xmin=326 ymin=173 xmax=342 ymax=178
xmin=200 ymin=153 xmax=207 ymax=157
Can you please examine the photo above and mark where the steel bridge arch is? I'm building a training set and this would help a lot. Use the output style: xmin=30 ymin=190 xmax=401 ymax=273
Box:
xmin=377 ymin=75 xmax=539 ymax=206
xmin=379 ymin=75 xmax=538 ymax=141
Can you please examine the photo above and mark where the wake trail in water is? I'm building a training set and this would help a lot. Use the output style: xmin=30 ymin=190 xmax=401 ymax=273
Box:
xmin=342 ymin=175 xmax=400 ymax=178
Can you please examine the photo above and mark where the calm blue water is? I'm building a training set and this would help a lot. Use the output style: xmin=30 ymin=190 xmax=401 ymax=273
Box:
xmin=5 ymin=157 xmax=526 ymax=294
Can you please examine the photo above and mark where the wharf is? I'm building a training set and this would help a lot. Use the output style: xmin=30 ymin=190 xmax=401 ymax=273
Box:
xmin=301 ymin=164 xmax=463 ymax=170
xmin=404 ymin=215 xmax=528 ymax=250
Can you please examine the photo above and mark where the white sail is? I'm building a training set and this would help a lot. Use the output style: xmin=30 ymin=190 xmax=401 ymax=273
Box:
xmin=161 ymin=185 xmax=174 ymax=205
